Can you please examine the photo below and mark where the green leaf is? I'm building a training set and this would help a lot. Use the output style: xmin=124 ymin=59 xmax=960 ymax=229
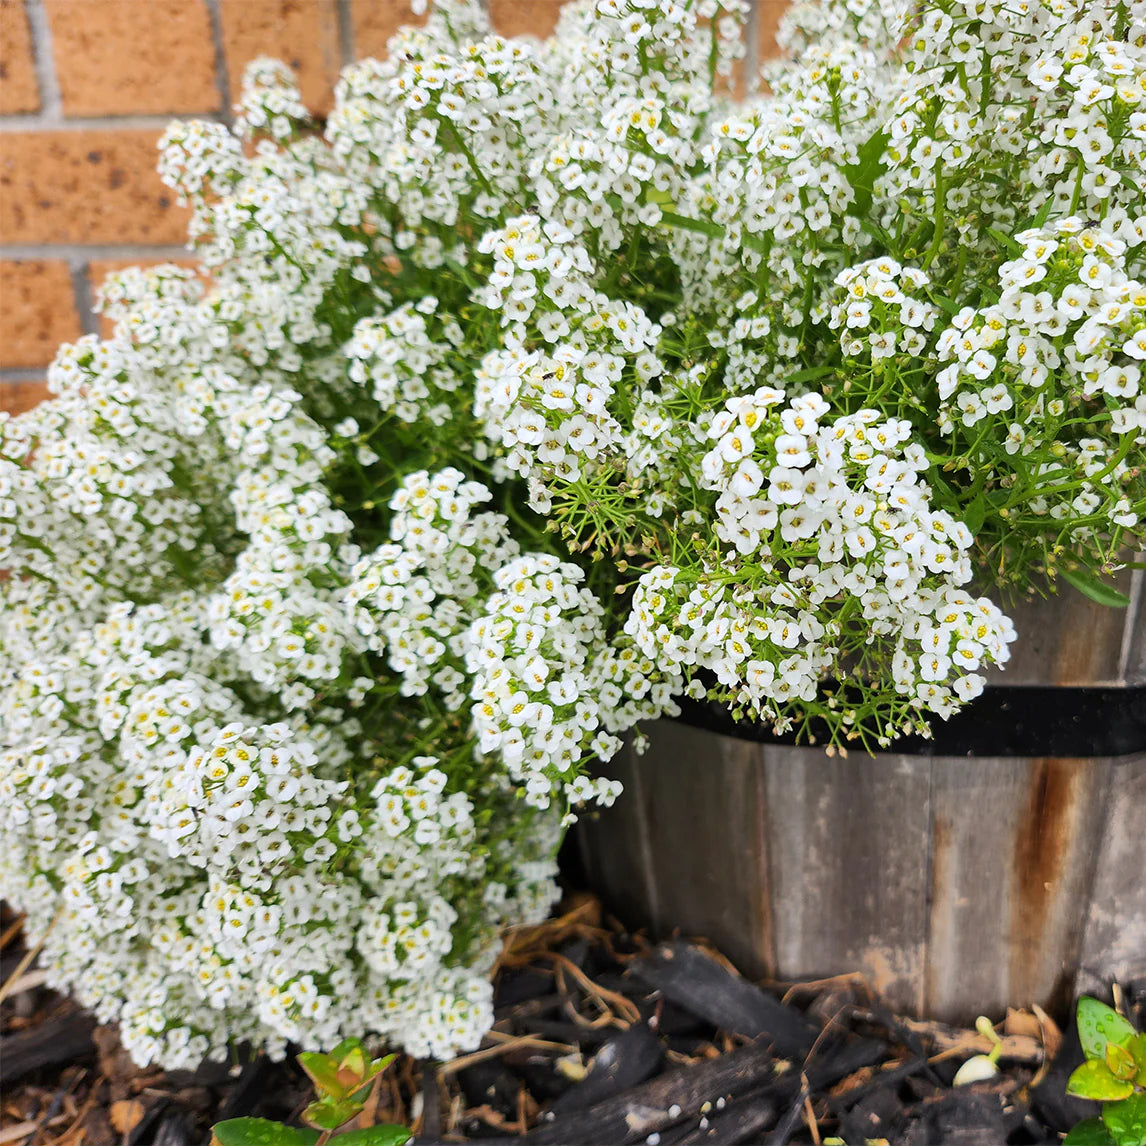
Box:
xmin=1104 ymin=1093 xmax=1146 ymax=1146
xmin=657 ymin=210 xmax=724 ymax=239
xmin=644 ymin=186 xmax=675 ymax=206
xmin=1079 ymin=998 xmax=1140 ymax=1059
xmin=298 ymin=1052 xmax=345 ymax=1096
xmin=213 ymin=1119 xmax=321 ymax=1146
xmin=986 ymin=226 xmax=1023 ymax=256
xmin=336 ymin=1044 xmax=368 ymax=1086
xmin=1016 ymin=197 xmax=1057 ymax=233
xmin=304 ymin=1096 xmax=365 ymax=1131
xmin=962 ymin=493 xmax=986 ymax=535
xmin=928 ymin=291 xmax=961 ymax=315
xmin=842 ymin=128 xmax=889 ymax=221
xmin=333 ymin=1126 xmax=413 ymax=1146
xmin=1065 ymin=1118 xmax=1117 ymax=1146
xmin=1107 ymin=1043 xmax=1139 ymax=1081
xmin=785 ymin=366 xmax=838 ymax=385
xmin=1068 ymin=1061 xmax=1135 ymax=1102
xmin=1060 ymin=570 xmax=1132 ymax=609
xmin=1127 ymin=1034 xmax=1146 ymax=1084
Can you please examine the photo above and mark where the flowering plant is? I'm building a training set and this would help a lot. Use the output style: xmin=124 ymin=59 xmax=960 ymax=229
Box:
xmin=2 ymin=0 xmax=1143 ymax=1071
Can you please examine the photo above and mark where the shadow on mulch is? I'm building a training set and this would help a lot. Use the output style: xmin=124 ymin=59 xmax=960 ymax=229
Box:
xmin=2 ymin=896 xmax=1139 ymax=1146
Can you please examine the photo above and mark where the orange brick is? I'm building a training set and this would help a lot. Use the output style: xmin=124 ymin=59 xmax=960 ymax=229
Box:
xmin=88 ymin=256 xmax=202 ymax=338
xmin=0 ymin=130 xmax=190 ymax=246
xmin=0 ymin=260 xmax=82 ymax=369
xmin=757 ymin=0 xmax=789 ymax=61
xmin=487 ymin=0 xmax=566 ymax=39
xmin=219 ymin=0 xmax=342 ymax=116
xmin=349 ymin=0 xmax=424 ymax=61
xmin=0 ymin=0 xmax=39 ymax=113
xmin=45 ymin=0 xmax=219 ymax=116
xmin=0 ymin=380 xmax=50 ymax=415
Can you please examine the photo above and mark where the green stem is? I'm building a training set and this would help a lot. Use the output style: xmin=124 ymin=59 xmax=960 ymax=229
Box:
xmin=922 ymin=165 xmax=946 ymax=269
xmin=441 ymin=117 xmax=495 ymax=199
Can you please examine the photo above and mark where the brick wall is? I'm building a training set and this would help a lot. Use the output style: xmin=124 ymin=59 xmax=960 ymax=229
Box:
xmin=0 ymin=0 xmax=786 ymax=414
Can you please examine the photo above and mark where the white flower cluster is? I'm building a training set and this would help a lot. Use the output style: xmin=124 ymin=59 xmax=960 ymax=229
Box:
xmin=627 ymin=389 xmax=1016 ymax=737
xmin=235 ymin=58 xmax=312 ymax=141
xmin=2 ymin=0 xmax=1143 ymax=1073
xmin=352 ymin=755 xmax=563 ymax=1060
xmin=346 ymin=468 xmax=520 ymax=705
xmin=936 ymin=221 xmax=1145 ymax=534
xmin=208 ymin=385 xmax=360 ymax=710
xmin=346 ymin=298 xmax=465 ymax=425
xmin=1 ymin=591 xmax=560 ymax=1066
xmin=829 ymin=259 xmax=940 ymax=362
xmin=467 ymin=553 xmax=675 ymax=811
xmin=473 ymin=214 xmax=678 ymax=516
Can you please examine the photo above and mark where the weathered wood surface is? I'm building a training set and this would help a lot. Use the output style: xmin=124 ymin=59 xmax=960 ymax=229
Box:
xmin=579 ymin=582 xmax=1146 ymax=1023
xmin=1075 ymin=755 xmax=1146 ymax=997
xmin=924 ymin=755 xmax=1112 ymax=1019
xmin=759 ymin=747 xmax=931 ymax=1015
xmin=987 ymin=566 xmax=1144 ymax=684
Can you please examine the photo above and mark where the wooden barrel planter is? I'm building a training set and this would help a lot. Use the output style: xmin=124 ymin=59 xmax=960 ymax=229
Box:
xmin=577 ymin=573 xmax=1146 ymax=1024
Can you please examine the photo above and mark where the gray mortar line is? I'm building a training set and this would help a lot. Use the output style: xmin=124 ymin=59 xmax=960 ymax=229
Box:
xmin=23 ymin=0 xmax=62 ymax=122
xmin=0 ymin=114 xmax=217 ymax=132
xmin=203 ymin=0 xmax=235 ymax=128
xmin=70 ymin=259 xmax=99 ymax=337
xmin=337 ymin=0 xmax=356 ymax=67
xmin=0 ymin=369 xmax=51 ymax=383
xmin=748 ymin=0 xmax=761 ymax=93
xmin=0 ymin=244 xmax=193 ymax=260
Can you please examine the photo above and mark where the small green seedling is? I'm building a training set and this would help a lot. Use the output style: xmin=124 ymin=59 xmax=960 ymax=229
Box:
xmin=1064 ymin=998 xmax=1146 ymax=1146
xmin=212 ymin=1039 xmax=411 ymax=1146
xmin=952 ymin=1016 xmax=1005 ymax=1086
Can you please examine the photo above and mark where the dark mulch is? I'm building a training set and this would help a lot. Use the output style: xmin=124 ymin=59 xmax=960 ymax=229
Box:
xmin=3 ymin=896 xmax=1141 ymax=1146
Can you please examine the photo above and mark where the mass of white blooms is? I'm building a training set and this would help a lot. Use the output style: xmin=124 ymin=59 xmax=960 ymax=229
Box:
xmin=2 ymin=0 xmax=1143 ymax=1069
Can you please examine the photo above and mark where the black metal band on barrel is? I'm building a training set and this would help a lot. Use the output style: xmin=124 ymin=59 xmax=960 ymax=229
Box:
xmin=672 ymin=685 xmax=1146 ymax=757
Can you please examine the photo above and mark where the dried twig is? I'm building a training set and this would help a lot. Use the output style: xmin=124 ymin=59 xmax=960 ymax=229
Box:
xmin=0 ymin=1123 xmax=38 ymax=1146
xmin=4 ymin=970 xmax=49 ymax=997
xmin=1022 ymin=1004 xmax=1063 ymax=1095
xmin=540 ymin=953 xmax=641 ymax=1025
xmin=0 ymin=907 xmax=63 ymax=1007
xmin=878 ymin=1014 xmax=1045 ymax=1065
xmin=438 ymin=1034 xmax=576 ymax=1077
xmin=0 ymin=914 xmax=27 ymax=952
xmin=483 ymin=1030 xmax=577 ymax=1052
xmin=776 ymin=972 xmax=869 ymax=1007
xmin=803 ymin=1094 xmax=821 ymax=1146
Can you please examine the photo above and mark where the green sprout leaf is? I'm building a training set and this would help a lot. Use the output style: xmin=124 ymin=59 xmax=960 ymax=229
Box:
xmin=303 ymin=1096 xmax=367 ymax=1131
xmin=1068 ymin=1061 xmax=1136 ymax=1102
xmin=333 ymin=1127 xmax=413 ymax=1146
xmin=1060 ymin=570 xmax=1132 ymax=609
xmin=213 ymin=1118 xmax=321 ymax=1146
xmin=1064 ymin=1118 xmax=1117 ymax=1146
xmin=1107 ymin=1043 xmax=1140 ymax=1082
xmin=298 ymin=1053 xmax=346 ymax=1098
xmin=1078 ymin=998 xmax=1139 ymax=1061
xmin=1104 ymin=1093 xmax=1146 ymax=1146
xmin=1127 ymin=1034 xmax=1146 ymax=1084
xmin=336 ymin=1044 xmax=369 ymax=1084
xmin=785 ymin=366 xmax=838 ymax=385
xmin=297 ymin=1043 xmax=394 ymax=1108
